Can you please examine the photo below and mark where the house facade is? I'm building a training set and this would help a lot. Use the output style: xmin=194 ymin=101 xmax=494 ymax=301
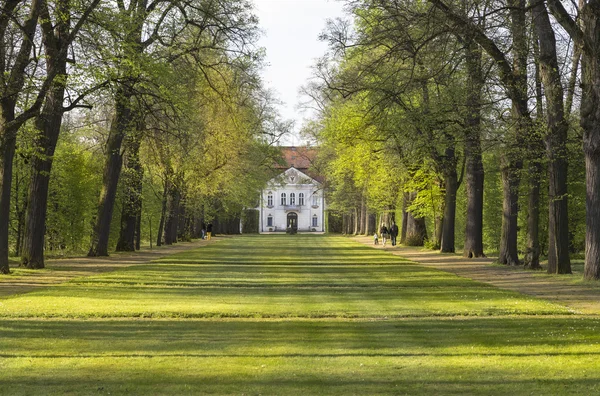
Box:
xmin=259 ymin=147 xmax=325 ymax=233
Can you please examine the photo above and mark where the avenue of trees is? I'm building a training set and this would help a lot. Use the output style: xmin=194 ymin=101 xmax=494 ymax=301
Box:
xmin=307 ymin=0 xmax=599 ymax=279
xmin=1 ymin=0 xmax=284 ymax=274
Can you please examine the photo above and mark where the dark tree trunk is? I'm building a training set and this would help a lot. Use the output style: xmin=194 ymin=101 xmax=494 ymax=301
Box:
xmin=88 ymin=86 xmax=133 ymax=256
xmin=21 ymin=41 xmax=68 ymax=268
xmin=21 ymin=80 xmax=66 ymax=269
xmin=0 ymin=128 xmax=17 ymax=274
xmin=463 ymin=38 xmax=485 ymax=258
xmin=498 ymin=159 xmax=521 ymax=265
xmin=581 ymin=5 xmax=600 ymax=279
xmin=440 ymin=169 xmax=457 ymax=253
xmin=156 ymin=179 xmax=168 ymax=246
xmin=525 ymin=157 xmax=543 ymax=269
xmin=367 ymin=213 xmax=376 ymax=235
xmin=135 ymin=213 xmax=141 ymax=250
xmin=400 ymin=192 xmax=408 ymax=244
xmin=0 ymin=0 xmax=42 ymax=274
xmin=498 ymin=0 xmax=529 ymax=266
xmin=532 ymin=0 xmax=571 ymax=274
xmin=163 ymin=180 xmax=181 ymax=245
xmin=116 ymin=130 xmax=143 ymax=252
xmin=434 ymin=216 xmax=443 ymax=249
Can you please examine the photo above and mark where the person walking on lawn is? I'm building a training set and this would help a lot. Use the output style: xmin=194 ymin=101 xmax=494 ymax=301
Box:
xmin=390 ymin=223 xmax=399 ymax=246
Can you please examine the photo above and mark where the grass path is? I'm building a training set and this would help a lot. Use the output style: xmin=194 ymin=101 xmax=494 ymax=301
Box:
xmin=355 ymin=236 xmax=600 ymax=314
xmin=0 ymin=238 xmax=217 ymax=297
xmin=1 ymin=235 xmax=600 ymax=395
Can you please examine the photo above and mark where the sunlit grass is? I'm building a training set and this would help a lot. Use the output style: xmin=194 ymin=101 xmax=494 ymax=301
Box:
xmin=0 ymin=234 xmax=598 ymax=395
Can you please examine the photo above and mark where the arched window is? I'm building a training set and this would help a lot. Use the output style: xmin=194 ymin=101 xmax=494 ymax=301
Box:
xmin=267 ymin=215 xmax=273 ymax=227
xmin=312 ymin=215 xmax=318 ymax=227
xmin=267 ymin=192 xmax=273 ymax=207
xmin=290 ymin=193 xmax=296 ymax=205
xmin=298 ymin=193 xmax=305 ymax=206
xmin=312 ymin=194 xmax=319 ymax=206
xmin=281 ymin=193 xmax=287 ymax=206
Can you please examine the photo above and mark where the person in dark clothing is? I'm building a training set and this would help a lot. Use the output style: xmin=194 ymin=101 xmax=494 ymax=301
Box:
xmin=380 ymin=225 xmax=389 ymax=247
xmin=206 ymin=223 xmax=213 ymax=240
xmin=390 ymin=223 xmax=399 ymax=246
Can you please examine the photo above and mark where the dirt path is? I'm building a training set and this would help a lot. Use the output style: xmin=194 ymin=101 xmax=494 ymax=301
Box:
xmin=0 ymin=238 xmax=222 ymax=297
xmin=355 ymin=236 xmax=600 ymax=315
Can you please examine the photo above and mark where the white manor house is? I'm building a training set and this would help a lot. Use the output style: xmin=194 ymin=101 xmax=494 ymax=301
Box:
xmin=259 ymin=147 xmax=325 ymax=233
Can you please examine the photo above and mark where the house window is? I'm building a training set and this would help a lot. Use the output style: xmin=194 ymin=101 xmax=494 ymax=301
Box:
xmin=267 ymin=215 xmax=273 ymax=227
xmin=312 ymin=215 xmax=318 ymax=227
xmin=281 ymin=193 xmax=286 ymax=206
xmin=290 ymin=193 xmax=296 ymax=205
xmin=267 ymin=192 xmax=273 ymax=207
xmin=298 ymin=193 xmax=304 ymax=206
xmin=312 ymin=194 xmax=319 ymax=206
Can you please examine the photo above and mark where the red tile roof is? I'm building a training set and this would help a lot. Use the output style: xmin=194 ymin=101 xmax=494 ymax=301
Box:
xmin=277 ymin=146 xmax=324 ymax=183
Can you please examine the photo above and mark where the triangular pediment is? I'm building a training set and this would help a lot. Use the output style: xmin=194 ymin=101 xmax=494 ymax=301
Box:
xmin=267 ymin=167 xmax=321 ymax=187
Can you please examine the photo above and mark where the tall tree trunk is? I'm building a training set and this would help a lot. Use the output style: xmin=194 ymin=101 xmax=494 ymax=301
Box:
xmin=400 ymin=192 xmax=408 ymax=244
xmin=116 ymin=129 xmax=143 ymax=252
xmin=499 ymin=0 xmax=529 ymax=266
xmin=581 ymin=4 xmax=600 ymax=279
xmin=463 ymin=38 xmax=485 ymax=258
xmin=524 ymin=32 xmax=545 ymax=270
xmin=135 ymin=213 xmax=141 ymax=250
xmin=532 ymin=1 xmax=571 ymax=274
xmin=21 ymin=81 xmax=67 ymax=269
xmin=525 ymin=156 xmax=543 ymax=269
xmin=440 ymin=168 xmax=457 ymax=253
xmin=498 ymin=159 xmax=521 ymax=265
xmin=0 ymin=0 xmax=42 ymax=274
xmin=156 ymin=179 xmax=169 ymax=246
xmin=163 ymin=180 xmax=181 ymax=245
xmin=21 ymin=40 xmax=68 ymax=268
xmin=0 ymin=127 xmax=17 ymax=273
xmin=88 ymin=86 xmax=133 ymax=256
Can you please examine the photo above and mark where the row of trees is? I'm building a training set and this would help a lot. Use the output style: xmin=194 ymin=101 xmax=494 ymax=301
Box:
xmin=1 ymin=0 xmax=283 ymax=274
xmin=307 ymin=0 xmax=599 ymax=279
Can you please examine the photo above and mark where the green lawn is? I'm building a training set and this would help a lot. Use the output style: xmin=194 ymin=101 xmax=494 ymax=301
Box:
xmin=1 ymin=235 xmax=599 ymax=395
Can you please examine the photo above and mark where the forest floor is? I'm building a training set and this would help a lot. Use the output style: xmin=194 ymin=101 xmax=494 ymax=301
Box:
xmin=0 ymin=238 xmax=221 ymax=297
xmin=355 ymin=236 xmax=600 ymax=315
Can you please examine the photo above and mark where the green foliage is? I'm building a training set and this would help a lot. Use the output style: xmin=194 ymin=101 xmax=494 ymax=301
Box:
xmin=46 ymin=133 xmax=103 ymax=253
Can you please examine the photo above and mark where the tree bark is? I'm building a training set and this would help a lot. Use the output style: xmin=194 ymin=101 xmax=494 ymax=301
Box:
xmin=545 ymin=0 xmax=600 ymax=279
xmin=498 ymin=159 xmax=521 ymax=265
xmin=581 ymin=4 xmax=600 ymax=279
xmin=163 ymin=178 xmax=181 ymax=245
xmin=88 ymin=86 xmax=133 ymax=256
xmin=21 ymin=0 xmax=71 ymax=268
xmin=532 ymin=0 xmax=571 ymax=274
xmin=116 ymin=129 xmax=143 ymax=252
xmin=156 ymin=178 xmax=169 ymax=246
xmin=440 ymin=168 xmax=457 ymax=253
xmin=463 ymin=38 xmax=485 ymax=258
xmin=400 ymin=192 xmax=408 ymax=244
xmin=0 ymin=0 xmax=42 ymax=273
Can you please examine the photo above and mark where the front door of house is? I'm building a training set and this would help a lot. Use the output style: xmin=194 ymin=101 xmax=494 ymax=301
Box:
xmin=287 ymin=212 xmax=298 ymax=230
